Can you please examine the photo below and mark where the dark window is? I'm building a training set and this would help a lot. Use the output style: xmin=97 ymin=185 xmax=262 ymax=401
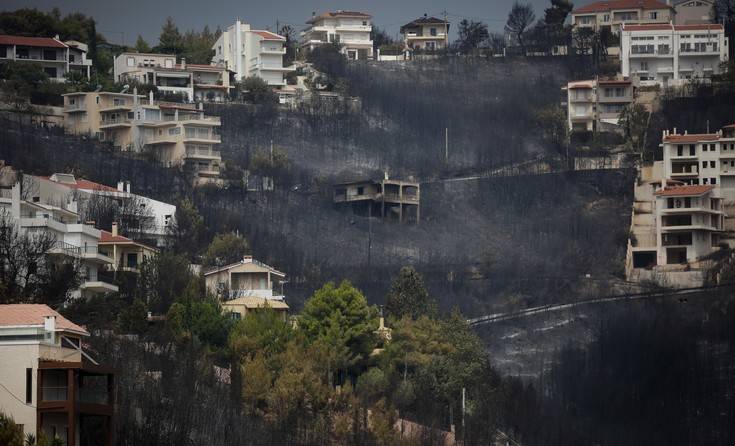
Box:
xmin=689 ymin=145 xmax=695 ymax=155
xmin=711 ymin=178 xmax=717 ymax=184
xmin=711 ymin=161 xmax=716 ymax=168
xmin=357 ymin=187 xmax=364 ymax=195
xmin=702 ymin=161 xmax=707 ymax=168
xmin=16 ymin=48 xmax=29 ymax=58
xmin=43 ymin=50 xmax=56 ymax=60
xmin=127 ymin=253 xmax=138 ymax=268
xmin=43 ymin=67 xmax=56 ymax=78
xmin=25 ymin=368 xmax=32 ymax=403
xmin=69 ymin=54 xmax=75 ymax=63
xmin=0 ymin=46 xmax=6 ymax=58
xmin=677 ymin=145 xmax=683 ymax=156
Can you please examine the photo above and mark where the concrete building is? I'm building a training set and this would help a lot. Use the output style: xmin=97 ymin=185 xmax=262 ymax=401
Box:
xmin=400 ymin=15 xmax=450 ymax=52
xmin=62 ymin=91 xmax=222 ymax=185
xmin=113 ymin=52 xmax=233 ymax=102
xmin=565 ymin=78 xmax=637 ymax=132
xmin=674 ymin=0 xmax=714 ymax=25
xmin=0 ymin=35 xmax=92 ymax=81
xmin=26 ymin=173 xmax=176 ymax=248
xmin=300 ymin=10 xmax=373 ymax=60
xmin=222 ymin=296 xmax=289 ymax=321
xmin=0 ymin=304 xmax=115 ymax=445
xmin=571 ymin=0 xmax=674 ymax=32
xmin=204 ymin=256 xmax=287 ymax=301
xmin=98 ymin=223 xmax=159 ymax=274
xmin=626 ymin=125 xmax=735 ymax=287
xmin=333 ymin=177 xmax=420 ymax=224
xmin=0 ymin=183 xmax=118 ymax=298
xmin=211 ymin=20 xmax=291 ymax=86
xmin=620 ymin=23 xmax=728 ymax=86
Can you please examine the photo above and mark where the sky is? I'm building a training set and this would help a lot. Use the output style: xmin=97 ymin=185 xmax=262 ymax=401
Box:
xmin=3 ymin=0 xmax=554 ymax=45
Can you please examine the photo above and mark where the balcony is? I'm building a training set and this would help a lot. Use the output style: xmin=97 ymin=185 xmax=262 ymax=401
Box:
xmin=680 ymin=48 xmax=719 ymax=56
xmin=184 ymin=129 xmax=221 ymax=144
xmin=65 ymin=103 xmax=86 ymax=113
xmin=185 ymin=147 xmax=221 ymax=159
xmin=261 ymin=47 xmax=286 ymax=55
xmin=630 ymin=49 xmax=673 ymax=58
xmin=336 ymin=25 xmax=372 ymax=32
xmin=670 ymin=167 xmax=698 ymax=177
xmin=100 ymin=117 xmax=131 ymax=129
xmin=228 ymin=289 xmax=285 ymax=300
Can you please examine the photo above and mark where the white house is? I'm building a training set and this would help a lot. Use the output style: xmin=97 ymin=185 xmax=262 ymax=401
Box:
xmin=0 ymin=304 xmax=115 ymax=445
xmin=0 ymin=35 xmax=92 ymax=81
xmin=211 ymin=20 xmax=291 ymax=86
xmin=620 ymin=23 xmax=728 ymax=86
xmin=300 ymin=10 xmax=373 ymax=60
xmin=400 ymin=15 xmax=450 ymax=52
xmin=203 ymin=255 xmax=286 ymax=301
xmin=0 ymin=183 xmax=118 ymax=298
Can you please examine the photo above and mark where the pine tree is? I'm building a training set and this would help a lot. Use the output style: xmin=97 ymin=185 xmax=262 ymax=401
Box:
xmin=385 ymin=267 xmax=435 ymax=320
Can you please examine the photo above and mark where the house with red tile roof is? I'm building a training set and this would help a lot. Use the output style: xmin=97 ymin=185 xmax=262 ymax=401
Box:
xmin=620 ymin=22 xmax=727 ymax=86
xmin=400 ymin=15 xmax=450 ymax=52
xmin=571 ymin=0 xmax=675 ymax=32
xmin=0 ymin=34 xmax=92 ymax=81
xmin=564 ymin=77 xmax=637 ymax=132
xmin=113 ymin=52 xmax=233 ymax=102
xmin=211 ymin=19 xmax=292 ymax=86
xmin=98 ymin=223 xmax=159 ymax=273
xmin=0 ymin=304 xmax=115 ymax=445
xmin=300 ymin=10 xmax=374 ymax=60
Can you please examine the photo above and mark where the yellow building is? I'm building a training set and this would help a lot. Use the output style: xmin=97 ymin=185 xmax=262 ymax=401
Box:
xmin=222 ymin=296 xmax=289 ymax=321
xmin=62 ymin=91 xmax=222 ymax=185
xmin=98 ymin=223 xmax=159 ymax=273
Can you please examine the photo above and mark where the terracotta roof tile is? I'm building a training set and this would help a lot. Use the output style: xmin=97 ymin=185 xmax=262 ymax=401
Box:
xmin=654 ymin=185 xmax=715 ymax=196
xmin=573 ymin=0 xmax=673 ymax=14
xmin=0 ymin=304 xmax=89 ymax=335
xmin=663 ymin=133 xmax=720 ymax=143
xmin=0 ymin=35 xmax=67 ymax=48
xmin=253 ymin=31 xmax=286 ymax=41
xmin=42 ymin=175 xmax=120 ymax=193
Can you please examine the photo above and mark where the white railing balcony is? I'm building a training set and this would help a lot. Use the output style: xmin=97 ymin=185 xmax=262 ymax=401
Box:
xmin=228 ymin=289 xmax=284 ymax=300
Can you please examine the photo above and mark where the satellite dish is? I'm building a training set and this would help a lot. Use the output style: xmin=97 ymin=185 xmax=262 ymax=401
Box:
xmin=120 ymin=84 xmax=129 ymax=94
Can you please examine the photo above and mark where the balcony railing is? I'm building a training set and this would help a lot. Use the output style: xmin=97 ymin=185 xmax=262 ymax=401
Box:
xmin=185 ymin=147 xmax=221 ymax=158
xmin=42 ymin=386 xmax=68 ymax=401
xmin=100 ymin=116 xmax=131 ymax=126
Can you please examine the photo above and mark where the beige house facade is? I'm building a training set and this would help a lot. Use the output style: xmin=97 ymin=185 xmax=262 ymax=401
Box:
xmin=0 ymin=35 xmax=92 ymax=81
xmin=400 ymin=16 xmax=450 ymax=52
xmin=222 ymin=297 xmax=289 ymax=321
xmin=0 ymin=305 xmax=115 ymax=445
xmin=301 ymin=10 xmax=373 ymax=60
xmin=565 ymin=78 xmax=637 ymax=132
xmin=62 ymin=91 xmax=222 ymax=184
xmin=571 ymin=0 xmax=674 ymax=32
xmin=674 ymin=0 xmax=714 ymax=25
xmin=98 ymin=223 xmax=158 ymax=274
xmin=204 ymin=256 xmax=286 ymax=301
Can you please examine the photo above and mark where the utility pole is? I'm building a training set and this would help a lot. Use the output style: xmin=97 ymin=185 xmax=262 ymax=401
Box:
xmin=270 ymin=139 xmax=274 ymax=165
xmin=445 ymin=127 xmax=449 ymax=162
xmin=443 ymin=10 xmax=448 ymax=49
xmin=461 ymin=387 xmax=466 ymax=444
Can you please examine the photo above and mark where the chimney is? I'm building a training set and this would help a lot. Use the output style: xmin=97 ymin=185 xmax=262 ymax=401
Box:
xmin=112 ymin=222 xmax=118 ymax=237
xmin=125 ymin=181 xmax=131 ymax=193
xmin=243 ymin=255 xmax=253 ymax=262
xmin=181 ymin=57 xmax=186 ymax=70
xmin=117 ymin=181 xmax=124 ymax=192
xmin=44 ymin=315 xmax=56 ymax=333
xmin=673 ymin=127 xmax=677 ymax=135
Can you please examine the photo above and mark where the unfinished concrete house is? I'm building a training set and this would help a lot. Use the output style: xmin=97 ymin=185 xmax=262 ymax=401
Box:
xmin=333 ymin=177 xmax=420 ymax=224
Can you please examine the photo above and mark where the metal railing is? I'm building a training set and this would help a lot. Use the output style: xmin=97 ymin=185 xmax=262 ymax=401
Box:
xmin=185 ymin=147 xmax=221 ymax=157
xmin=42 ymin=386 xmax=68 ymax=401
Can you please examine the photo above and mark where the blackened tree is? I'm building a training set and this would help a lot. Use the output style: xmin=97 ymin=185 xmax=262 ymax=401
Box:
xmin=506 ymin=2 xmax=537 ymax=55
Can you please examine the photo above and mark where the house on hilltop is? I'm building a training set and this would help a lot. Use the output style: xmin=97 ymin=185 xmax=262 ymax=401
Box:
xmin=300 ymin=10 xmax=374 ymax=60
xmin=571 ymin=0 xmax=675 ymax=33
xmin=400 ymin=15 xmax=450 ymax=52
xmin=333 ymin=177 xmax=421 ymax=224
xmin=204 ymin=255 xmax=287 ymax=302
xmin=0 ymin=35 xmax=92 ymax=81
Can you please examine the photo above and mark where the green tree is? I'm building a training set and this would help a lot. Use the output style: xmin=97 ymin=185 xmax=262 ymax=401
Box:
xmin=137 ymin=252 xmax=194 ymax=313
xmin=506 ymin=2 xmax=536 ymax=55
xmin=618 ymin=103 xmax=649 ymax=153
xmin=455 ymin=19 xmax=489 ymax=54
xmin=229 ymin=307 xmax=292 ymax=361
xmin=169 ymin=198 xmax=205 ymax=258
xmin=0 ymin=411 xmax=23 ymax=446
xmin=167 ymin=296 xmax=233 ymax=348
xmin=203 ymin=232 xmax=250 ymax=267
xmin=299 ymin=281 xmax=377 ymax=379
xmin=385 ymin=267 xmax=435 ymax=320
xmin=135 ymin=35 xmax=152 ymax=53
xmin=117 ymin=298 xmax=148 ymax=334
xmin=157 ymin=16 xmax=182 ymax=55
xmin=240 ymin=76 xmax=277 ymax=104
xmin=249 ymin=147 xmax=290 ymax=182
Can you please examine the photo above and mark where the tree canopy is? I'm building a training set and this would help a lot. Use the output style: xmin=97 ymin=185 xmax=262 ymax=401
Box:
xmin=385 ymin=266 xmax=435 ymax=320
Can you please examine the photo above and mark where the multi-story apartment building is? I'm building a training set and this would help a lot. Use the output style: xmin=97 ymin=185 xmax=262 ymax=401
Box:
xmin=400 ymin=15 xmax=450 ymax=52
xmin=674 ymin=0 xmax=714 ymax=25
xmin=114 ymin=52 xmax=233 ymax=102
xmin=211 ymin=20 xmax=291 ymax=86
xmin=0 ymin=35 xmax=92 ymax=81
xmin=204 ymin=255 xmax=287 ymax=301
xmin=31 ymin=173 xmax=176 ymax=247
xmin=333 ymin=177 xmax=421 ymax=224
xmin=571 ymin=0 xmax=674 ymax=32
xmin=62 ymin=91 xmax=222 ymax=184
xmin=565 ymin=77 xmax=637 ymax=132
xmin=626 ymin=125 xmax=735 ymax=286
xmin=0 ymin=182 xmax=118 ymax=298
xmin=620 ymin=23 xmax=728 ymax=86
xmin=0 ymin=304 xmax=115 ymax=445
xmin=300 ymin=10 xmax=373 ymax=60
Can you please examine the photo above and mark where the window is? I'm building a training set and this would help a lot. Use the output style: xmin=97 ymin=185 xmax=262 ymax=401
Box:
xmin=710 ymin=161 xmax=716 ymax=168
xmin=689 ymin=145 xmax=696 ymax=156
xmin=0 ymin=46 xmax=6 ymax=58
xmin=677 ymin=145 xmax=683 ymax=156
xmin=127 ymin=56 xmax=135 ymax=67
xmin=357 ymin=186 xmax=364 ymax=195
xmin=43 ymin=50 xmax=56 ymax=60
xmin=703 ymin=178 xmax=709 ymax=184
xmin=603 ymin=13 xmax=610 ymax=22
xmin=69 ymin=54 xmax=75 ymax=63
xmin=43 ymin=67 xmax=57 ymax=78
xmin=702 ymin=161 xmax=707 ymax=169
xmin=711 ymin=178 xmax=717 ymax=184
xmin=430 ymin=27 xmax=437 ymax=36
xmin=649 ymin=11 xmax=658 ymax=20
xmin=711 ymin=144 xmax=716 ymax=151
xmin=25 ymin=368 xmax=32 ymax=404
xmin=127 ymin=253 xmax=138 ymax=268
